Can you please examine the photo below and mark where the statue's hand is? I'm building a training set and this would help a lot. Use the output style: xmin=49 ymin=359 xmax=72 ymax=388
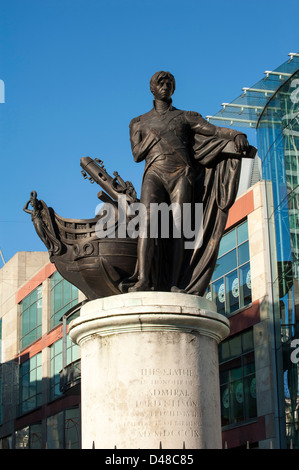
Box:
xmin=234 ymin=134 xmax=249 ymax=154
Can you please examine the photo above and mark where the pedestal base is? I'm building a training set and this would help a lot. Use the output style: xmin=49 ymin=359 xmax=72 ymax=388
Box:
xmin=69 ymin=292 xmax=229 ymax=449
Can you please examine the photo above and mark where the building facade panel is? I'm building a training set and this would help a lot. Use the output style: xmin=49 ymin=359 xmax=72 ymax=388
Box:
xmin=0 ymin=253 xmax=81 ymax=448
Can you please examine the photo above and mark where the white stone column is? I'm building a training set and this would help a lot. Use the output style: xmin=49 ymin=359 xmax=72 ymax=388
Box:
xmin=69 ymin=292 xmax=229 ymax=449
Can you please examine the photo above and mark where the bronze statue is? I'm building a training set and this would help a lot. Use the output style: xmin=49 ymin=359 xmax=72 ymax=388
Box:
xmin=24 ymin=71 xmax=256 ymax=300
xmin=127 ymin=71 xmax=254 ymax=295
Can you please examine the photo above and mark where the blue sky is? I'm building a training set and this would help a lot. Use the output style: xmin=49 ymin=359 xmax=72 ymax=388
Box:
xmin=0 ymin=0 xmax=298 ymax=263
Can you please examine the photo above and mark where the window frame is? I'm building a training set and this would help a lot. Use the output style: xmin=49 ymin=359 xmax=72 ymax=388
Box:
xmin=19 ymin=286 xmax=43 ymax=350
xmin=207 ymin=219 xmax=252 ymax=316
xmin=19 ymin=353 xmax=42 ymax=416
xmin=219 ymin=329 xmax=257 ymax=429
xmin=46 ymin=407 xmax=81 ymax=449
xmin=15 ymin=422 xmax=42 ymax=449
xmin=49 ymin=339 xmax=63 ymax=401
xmin=49 ymin=272 xmax=78 ymax=330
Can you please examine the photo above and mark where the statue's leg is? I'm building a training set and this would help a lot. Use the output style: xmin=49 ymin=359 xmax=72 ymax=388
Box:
xmin=128 ymin=236 xmax=154 ymax=292
xmin=168 ymin=174 xmax=193 ymax=291
xmin=128 ymin=171 xmax=165 ymax=292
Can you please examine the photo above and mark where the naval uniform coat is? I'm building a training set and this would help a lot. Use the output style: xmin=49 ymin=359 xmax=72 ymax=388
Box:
xmin=129 ymin=105 xmax=246 ymax=295
xmin=129 ymin=105 xmax=243 ymax=174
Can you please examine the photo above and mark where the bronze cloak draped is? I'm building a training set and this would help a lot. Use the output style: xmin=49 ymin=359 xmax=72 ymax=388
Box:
xmin=154 ymin=133 xmax=242 ymax=296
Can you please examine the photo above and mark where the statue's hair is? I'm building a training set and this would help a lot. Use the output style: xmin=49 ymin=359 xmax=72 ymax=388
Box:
xmin=150 ymin=71 xmax=175 ymax=93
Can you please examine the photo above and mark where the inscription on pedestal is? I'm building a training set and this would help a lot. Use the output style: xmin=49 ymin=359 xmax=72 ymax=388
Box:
xmin=132 ymin=368 xmax=201 ymax=441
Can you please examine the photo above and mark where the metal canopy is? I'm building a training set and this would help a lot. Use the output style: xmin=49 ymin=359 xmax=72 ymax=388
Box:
xmin=206 ymin=53 xmax=299 ymax=129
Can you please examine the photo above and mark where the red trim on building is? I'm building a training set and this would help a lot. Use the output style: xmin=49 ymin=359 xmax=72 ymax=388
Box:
xmin=15 ymin=262 xmax=56 ymax=304
xmin=17 ymin=324 xmax=63 ymax=363
xmin=226 ymin=189 xmax=254 ymax=231
xmin=228 ymin=300 xmax=260 ymax=337
xmin=222 ymin=416 xmax=266 ymax=448
xmin=15 ymin=395 xmax=80 ymax=431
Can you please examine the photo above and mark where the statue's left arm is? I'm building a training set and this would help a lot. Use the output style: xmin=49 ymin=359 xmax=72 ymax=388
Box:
xmin=186 ymin=111 xmax=249 ymax=153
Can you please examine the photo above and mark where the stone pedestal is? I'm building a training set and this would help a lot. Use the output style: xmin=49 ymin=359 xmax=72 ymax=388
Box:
xmin=69 ymin=292 xmax=229 ymax=449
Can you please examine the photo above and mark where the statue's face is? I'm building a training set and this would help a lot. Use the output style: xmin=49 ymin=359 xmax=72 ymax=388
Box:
xmin=151 ymin=77 xmax=174 ymax=101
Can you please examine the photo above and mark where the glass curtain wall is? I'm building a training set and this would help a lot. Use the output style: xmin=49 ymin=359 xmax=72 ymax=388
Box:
xmin=206 ymin=221 xmax=251 ymax=317
xmin=257 ymin=71 xmax=299 ymax=448
xmin=46 ymin=407 xmax=81 ymax=449
xmin=15 ymin=423 xmax=42 ymax=449
xmin=219 ymin=329 xmax=257 ymax=427
xmin=50 ymin=272 xmax=78 ymax=329
xmin=19 ymin=285 xmax=42 ymax=349
xmin=19 ymin=353 xmax=42 ymax=415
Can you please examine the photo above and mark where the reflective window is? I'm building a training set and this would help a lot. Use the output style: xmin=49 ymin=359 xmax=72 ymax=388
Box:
xmin=65 ymin=408 xmax=81 ymax=449
xmin=66 ymin=333 xmax=79 ymax=365
xmin=51 ymin=333 xmax=79 ymax=399
xmin=0 ymin=436 xmax=12 ymax=449
xmin=50 ymin=339 xmax=63 ymax=401
xmin=219 ymin=329 xmax=257 ymax=427
xmin=19 ymin=353 xmax=42 ymax=415
xmin=206 ymin=220 xmax=251 ymax=315
xmin=19 ymin=286 xmax=42 ymax=349
xmin=15 ymin=423 xmax=42 ymax=449
xmin=46 ymin=411 xmax=64 ymax=449
xmin=50 ymin=272 xmax=78 ymax=329
xmin=46 ymin=407 xmax=80 ymax=449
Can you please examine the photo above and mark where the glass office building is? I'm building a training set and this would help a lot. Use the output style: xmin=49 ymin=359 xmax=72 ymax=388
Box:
xmin=208 ymin=52 xmax=299 ymax=448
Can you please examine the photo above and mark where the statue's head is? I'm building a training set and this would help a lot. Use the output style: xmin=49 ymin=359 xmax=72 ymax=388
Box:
xmin=150 ymin=71 xmax=175 ymax=101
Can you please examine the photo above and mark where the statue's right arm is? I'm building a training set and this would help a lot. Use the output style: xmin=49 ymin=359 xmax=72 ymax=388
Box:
xmin=129 ymin=119 xmax=160 ymax=163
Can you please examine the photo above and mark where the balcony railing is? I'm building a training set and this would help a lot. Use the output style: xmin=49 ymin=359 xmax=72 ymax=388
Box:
xmin=60 ymin=359 xmax=81 ymax=395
